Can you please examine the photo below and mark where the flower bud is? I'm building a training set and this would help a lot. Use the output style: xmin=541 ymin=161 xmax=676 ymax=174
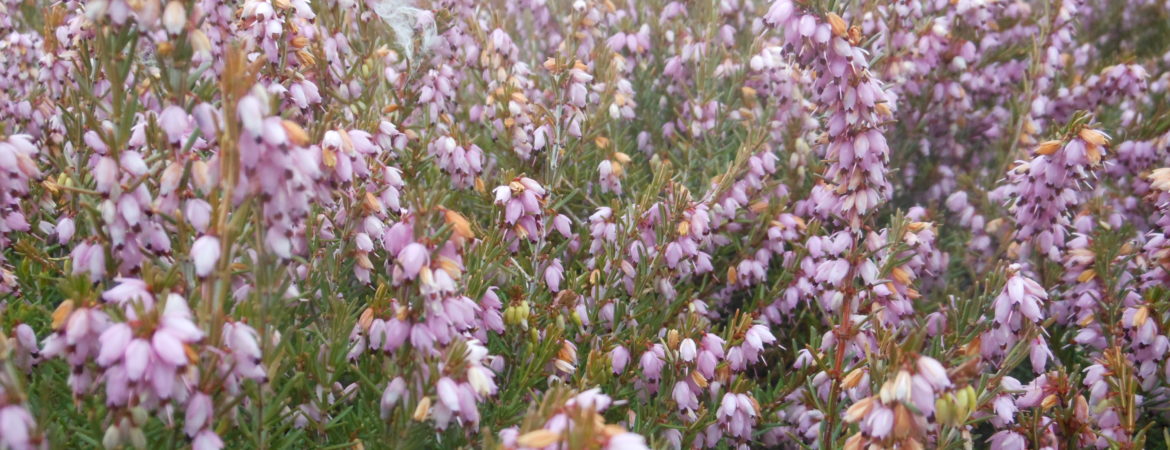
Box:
xmin=189 ymin=29 xmax=212 ymax=56
xmin=412 ymin=397 xmax=431 ymax=421
xmin=162 ymin=0 xmax=185 ymax=34
xmin=1034 ymin=140 xmax=1060 ymax=156
xmin=826 ymin=13 xmax=846 ymax=36
xmin=843 ymin=396 xmax=874 ymax=423
xmin=130 ymin=407 xmax=149 ymax=426
xmin=129 ymin=427 xmax=147 ymax=449
xmin=52 ymin=300 xmax=75 ymax=330
xmin=935 ymin=395 xmax=954 ymax=426
xmin=959 ymin=386 xmax=977 ymax=419
xmin=842 ymin=368 xmax=865 ymax=389
xmin=893 ymin=404 xmax=913 ymax=439
xmin=102 ymin=425 xmax=122 ymax=449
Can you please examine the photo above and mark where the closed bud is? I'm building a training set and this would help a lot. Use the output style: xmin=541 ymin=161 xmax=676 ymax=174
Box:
xmin=827 ymin=12 xmax=847 ymax=36
xmin=42 ymin=177 xmax=60 ymax=194
xmin=297 ymin=49 xmax=316 ymax=66
xmin=892 ymin=370 xmax=913 ymax=402
xmin=1078 ymin=128 xmax=1109 ymax=147
xmin=129 ymin=427 xmax=147 ymax=449
xmin=961 ymin=386 xmax=978 ymax=417
xmin=842 ymin=368 xmax=865 ymax=389
xmin=52 ymin=299 xmax=75 ymax=330
xmin=102 ymin=425 xmax=121 ymax=449
xmin=1034 ymin=140 xmax=1062 ymax=156
xmin=281 ymin=120 xmax=310 ymax=146
xmin=667 ymin=329 xmax=680 ymax=349
xmin=358 ymin=308 xmax=374 ymax=331
xmin=130 ymin=407 xmax=149 ymax=426
xmin=322 ymin=147 xmax=338 ymax=168
xmin=691 ymin=370 xmax=708 ymax=388
xmin=741 ymin=86 xmax=758 ymax=104
xmin=559 ymin=341 xmax=577 ymax=364
xmin=893 ymin=404 xmax=914 ymax=438
xmin=191 ymin=160 xmax=212 ymax=194
xmin=356 ymin=253 xmax=373 ymax=270
xmin=363 ymin=191 xmax=384 ymax=213
xmin=1134 ymin=306 xmax=1150 ymax=327
xmin=843 ymin=396 xmax=874 ymax=423
xmin=189 ymin=29 xmax=212 ymax=55
xmin=1074 ymin=395 xmax=1089 ymax=420
xmin=1149 ymin=168 xmax=1170 ymax=192
xmin=935 ymin=395 xmax=954 ymax=426
xmin=162 ymin=1 xmax=185 ymax=34
xmin=412 ymin=397 xmax=431 ymax=421
xmin=444 ymin=209 xmax=475 ymax=242
xmin=890 ymin=266 xmax=911 ymax=285
xmin=843 ymin=433 xmax=863 ymax=450
xmin=879 ymin=378 xmax=896 ymax=404
xmin=503 ymin=306 xmax=517 ymax=326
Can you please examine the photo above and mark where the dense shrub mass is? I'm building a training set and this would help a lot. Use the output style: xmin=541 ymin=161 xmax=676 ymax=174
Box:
xmin=3 ymin=0 xmax=1170 ymax=448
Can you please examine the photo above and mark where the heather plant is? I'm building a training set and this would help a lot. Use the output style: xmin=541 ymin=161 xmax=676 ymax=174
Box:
xmin=3 ymin=0 xmax=1170 ymax=448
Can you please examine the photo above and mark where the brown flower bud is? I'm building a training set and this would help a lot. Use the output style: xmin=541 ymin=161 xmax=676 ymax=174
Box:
xmin=827 ymin=12 xmax=847 ymax=36
xmin=412 ymin=397 xmax=431 ymax=421
xmin=52 ymin=300 xmax=75 ymax=330
xmin=1034 ymin=140 xmax=1062 ymax=156
xmin=281 ymin=120 xmax=310 ymax=147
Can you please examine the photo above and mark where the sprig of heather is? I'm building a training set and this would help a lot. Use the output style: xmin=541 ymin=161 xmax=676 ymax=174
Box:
xmin=765 ymin=0 xmax=895 ymax=228
xmin=996 ymin=123 xmax=1109 ymax=261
